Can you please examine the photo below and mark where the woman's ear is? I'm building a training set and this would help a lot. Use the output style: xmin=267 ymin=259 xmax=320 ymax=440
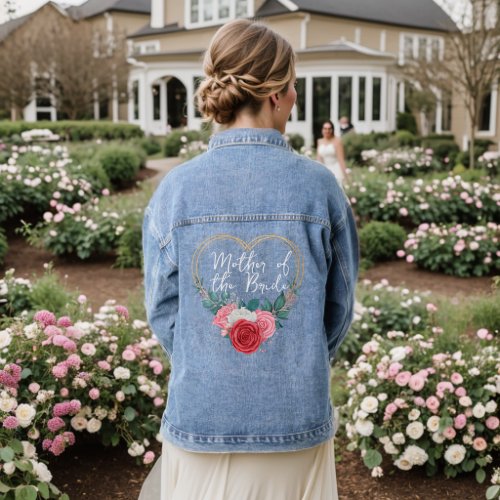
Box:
xmin=270 ymin=93 xmax=280 ymax=109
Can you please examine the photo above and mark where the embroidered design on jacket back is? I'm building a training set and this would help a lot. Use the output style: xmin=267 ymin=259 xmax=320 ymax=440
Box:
xmin=192 ymin=234 xmax=304 ymax=354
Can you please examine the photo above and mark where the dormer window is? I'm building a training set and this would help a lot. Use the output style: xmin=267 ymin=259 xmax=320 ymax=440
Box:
xmin=187 ymin=0 xmax=253 ymax=27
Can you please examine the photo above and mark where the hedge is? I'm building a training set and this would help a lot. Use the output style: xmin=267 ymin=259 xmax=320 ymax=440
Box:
xmin=0 ymin=121 xmax=144 ymax=141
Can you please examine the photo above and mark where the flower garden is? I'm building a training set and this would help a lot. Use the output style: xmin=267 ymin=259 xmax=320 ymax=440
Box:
xmin=0 ymin=127 xmax=499 ymax=499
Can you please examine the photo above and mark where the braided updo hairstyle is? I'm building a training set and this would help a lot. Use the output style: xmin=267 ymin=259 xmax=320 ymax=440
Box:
xmin=196 ymin=19 xmax=295 ymax=125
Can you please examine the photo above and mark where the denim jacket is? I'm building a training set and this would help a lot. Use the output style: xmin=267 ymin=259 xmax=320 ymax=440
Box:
xmin=143 ymin=128 xmax=359 ymax=453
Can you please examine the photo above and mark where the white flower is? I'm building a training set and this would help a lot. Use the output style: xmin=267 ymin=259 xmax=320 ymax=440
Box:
xmin=406 ymin=422 xmax=424 ymax=440
xmin=360 ymin=396 xmax=379 ymax=414
xmin=444 ymin=444 xmax=466 ymax=465
xmin=70 ymin=416 xmax=88 ymax=431
xmin=128 ymin=442 xmax=145 ymax=457
xmin=377 ymin=393 xmax=388 ymax=401
xmin=0 ymin=396 xmax=17 ymax=412
xmin=459 ymin=396 xmax=472 ymax=407
xmin=433 ymin=432 xmax=445 ymax=444
xmin=86 ymin=418 xmax=102 ymax=434
xmin=15 ymin=404 xmax=36 ymax=428
xmin=389 ymin=346 xmax=407 ymax=362
xmin=379 ymin=436 xmax=390 ymax=445
xmin=485 ymin=401 xmax=497 ymax=413
xmin=384 ymin=442 xmax=399 ymax=454
xmin=472 ymin=403 xmax=486 ymax=419
xmin=31 ymin=461 xmax=52 ymax=482
xmin=404 ymin=445 xmax=428 ymax=466
xmin=427 ymin=416 xmax=440 ymax=432
xmin=395 ymin=457 xmax=413 ymax=471
xmin=354 ymin=419 xmax=374 ymax=437
xmin=463 ymin=435 xmax=473 ymax=445
xmin=22 ymin=441 xmax=37 ymax=459
xmin=356 ymin=384 xmax=367 ymax=395
xmin=3 ymin=462 xmax=15 ymax=475
xmin=28 ymin=428 xmax=40 ymax=440
xmin=408 ymin=409 xmax=421 ymax=421
xmin=0 ymin=329 xmax=12 ymax=349
xmin=469 ymin=368 xmax=480 ymax=376
xmin=227 ymin=307 xmax=257 ymax=325
xmin=371 ymin=466 xmax=383 ymax=478
xmin=113 ymin=367 xmax=131 ymax=380
xmin=392 ymin=433 xmax=406 ymax=445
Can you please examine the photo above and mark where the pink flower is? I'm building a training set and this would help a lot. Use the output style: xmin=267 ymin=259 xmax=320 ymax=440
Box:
xmin=399 ymin=207 xmax=409 ymax=217
xmin=485 ymin=417 xmax=499 ymax=430
xmin=47 ymin=417 xmax=65 ymax=433
xmin=450 ymin=373 xmax=463 ymax=385
xmin=57 ymin=316 xmax=73 ymax=328
xmin=395 ymin=371 xmax=412 ymax=386
xmin=122 ymin=349 xmax=136 ymax=361
xmin=153 ymin=397 xmax=164 ymax=407
xmin=97 ymin=360 xmax=111 ymax=371
xmin=34 ymin=310 xmax=56 ymax=328
xmin=472 ymin=437 xmax=487 ymax=452
xmin=65 ymin=354 xmax=82 ymax=368
xmin=42 ymin=439 xmax=52 ymax=451
xmin=455 ymin=387 xmax=467 ymax=397
xmin=63 ymin=432 xmax=75 ymax=446
xmin=2 ymin=416 xmax=19 ymax=429
xmin=63 ymin=340 xmax=77 ymax=352
xmin=443 ymin=426 xmax=456 ymax=439
xmin=102 ymin=188 xmax=110 ymax=196
xmin=44 ymin=325 xmax=62 ymax=337
xmin=255 ymin=310 xmax=276 ymax=339
xmin=426 ymin=303 xmax=438 ymax=313
xmin=68 ymin=400 xmax=81 ymax=415
xmin=53 ymin=334 xmax=70 ymax=347
xmin=53 ymin=402 xmax=71 ymax=417
xmin=65 ymin=326 xmax=84 ymax=339
xmin=213 ymin=303 xmax=237 ymax=330
xmin=52 ymin=364 xmax=68 ymax=378
xmin=60 ymin=388 xmax=69 ymax=397
xmin=406 ymin=255 xmax=415 ymax=263
xmin=454 ymin=414 xmax=467 ymax=430
xmin=89 ymin=388 xmax=100 ymax=400
xmin=149 ymin=360 xmax=163 ymax=375
xmin=414 ymin=397 xmax=426 ymax=407
xmin=115 ymin=305 xmax=129 ymax=319
xmin=28 ymin=383 xmax=40 ymax=394
xmin=437 ymin=381 xmax=454 ymax=397
xmin=426 ymin=396 xmax=440 ymax=413
xmin=77 ymin=294 xmax=87 ymax=304
xmin=388 ymin=362 xmax=402 ymax=378
xmin=143 ymin=451 xmax=155 ymax=465
xmin=476 ymin=328 xmax=489 ymax=339
xmin=396 ymin=250 xmax=405 ymax=258
xmin=408 ymin=375 xmax=425 ymax=392
xmin=53 ymin=212 xmax=64 ymax=223
xmin=81 ymin=343 xmax=96 ymax=356
xmin=49 ymin=435 xmax=66 ymax=456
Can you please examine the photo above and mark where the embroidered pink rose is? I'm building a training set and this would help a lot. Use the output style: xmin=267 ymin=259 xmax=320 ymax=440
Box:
xmin=230 ymin=319 xmax=262 ymax=354
xmin=255 ymin=310 xmax=276 ymax=339
xmin=213 ymin=303 xmax=237 ymax=333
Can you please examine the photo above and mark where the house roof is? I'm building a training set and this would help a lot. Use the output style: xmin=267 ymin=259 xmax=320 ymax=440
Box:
xmin=128 ymin=22 xmax=184 ymax=38
xmin=298 ymin=39 xmax=395 ymax=58
xmin=67 ymin=0 xmax=150 ymax=20
xmin=256 ymin=0 xmax=458 ymax=32
xmin=0 ymin=2 xmax=69 ymax=42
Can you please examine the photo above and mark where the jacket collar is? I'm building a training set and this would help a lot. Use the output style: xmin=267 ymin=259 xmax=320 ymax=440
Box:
xmin=208 ymin=128 xmax=293 ymax=151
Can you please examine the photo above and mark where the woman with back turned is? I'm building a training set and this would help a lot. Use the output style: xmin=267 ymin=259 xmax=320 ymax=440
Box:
xmin=141 ymin=19 xmax=359 ymax=500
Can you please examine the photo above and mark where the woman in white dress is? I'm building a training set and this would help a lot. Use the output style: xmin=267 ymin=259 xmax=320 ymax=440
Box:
xmin=316 ymin=120 xmax=349 ymax=185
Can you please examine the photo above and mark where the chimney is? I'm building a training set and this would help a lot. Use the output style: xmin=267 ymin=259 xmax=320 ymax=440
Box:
xmin=151 ymin=0 xmax=164 ymax=28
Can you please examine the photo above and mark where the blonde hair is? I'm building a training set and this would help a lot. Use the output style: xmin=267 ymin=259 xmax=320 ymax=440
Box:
xmin=196 ymin=19 xmax=295 ymax=125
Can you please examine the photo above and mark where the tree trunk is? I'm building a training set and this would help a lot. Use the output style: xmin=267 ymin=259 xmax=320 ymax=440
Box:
xmin=10 ymin=106 xmax=17 ymax=121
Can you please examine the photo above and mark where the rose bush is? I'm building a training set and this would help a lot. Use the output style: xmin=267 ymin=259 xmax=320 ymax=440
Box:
xmin=346 ymin=175 xmax=499 ymax=227
xmin=344 ymin=327 xmax=499 ymax=484
xmin=399 ymin=222 xmax=499 ymax=277
xmin=0 ymin=299 xmax=168 ymax=497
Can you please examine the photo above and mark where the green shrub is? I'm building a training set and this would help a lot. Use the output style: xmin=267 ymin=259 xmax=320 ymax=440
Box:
xmin=286 ymin=133 xmax=305 ymax=151
xmin=396 ymin=112 xmax=417 ymax=135
xmin=164 ymin=130 xmax=208 ymax=157
xmin=0 ymin=120 xmax=143 ymax=141
xmin=96 ymin=145 xmax=142 ymax=188
xmin=29 ymin=267 xmax=75 ymax=316
xmin=343 ymin=132 xmax=390 ymax=164
xmin=0 ymin=228 xmax=7 ymax=267
xmin=471 ymin=292 xmax=500 ymax=333
xmin=421 ymin=137 xmax=459 ymax=162
xmin=393 ymin=130 xmax=418 ymax=147
xmin=115 ymin=214 xmax=143 ymax=269
xmin=136 ymin=136 xmax=162 ymax=156
xmin=81 ymin=159 xmax=111 ymax=192
xmin=359 ymin=221 xmax=407 ymax=262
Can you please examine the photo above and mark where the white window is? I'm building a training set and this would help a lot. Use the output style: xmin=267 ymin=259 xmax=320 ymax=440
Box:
xmin=186 ymin=0 xmax=253 ymax=27
xmin=477 ymin=82 xmax=498 ymax=135
xmin=133 ymin=41 xmax=161 ymax=55
xmin=400 ymin=33 xmax=444 ymax=64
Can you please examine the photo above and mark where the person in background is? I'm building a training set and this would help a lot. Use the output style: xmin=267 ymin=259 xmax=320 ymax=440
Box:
xmin=141 ymin=19 xmax=358 ymax=500
xmin=339 ymin=116 xmax=355 ymax=136
xmin=317 ymin=120 xmax=349 ymax=185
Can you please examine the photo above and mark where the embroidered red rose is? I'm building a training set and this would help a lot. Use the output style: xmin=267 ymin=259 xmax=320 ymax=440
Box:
xmin=230 ymin=319 xmax=262 ymax=354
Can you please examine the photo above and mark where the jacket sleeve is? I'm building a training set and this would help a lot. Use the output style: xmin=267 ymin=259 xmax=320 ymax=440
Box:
xmin=324 ymin=202 xmax=359 ymax=363
xmin=142 ymin=206 xmax=179 ymax=360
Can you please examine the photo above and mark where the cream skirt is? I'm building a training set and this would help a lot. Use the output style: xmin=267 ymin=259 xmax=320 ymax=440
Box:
xmin=139 ymin=438 xmax=339 ymax=500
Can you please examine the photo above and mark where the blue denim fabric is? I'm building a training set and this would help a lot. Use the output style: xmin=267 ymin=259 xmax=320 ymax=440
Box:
xmin=143 ymin=128 xmax=359 ymax=453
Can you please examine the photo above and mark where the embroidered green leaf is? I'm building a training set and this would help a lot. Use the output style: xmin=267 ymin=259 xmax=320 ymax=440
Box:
xmin=202 ymin=299 xmax=213 ymax=309
xmin=221 ymin=291 xmax=230 ymax=302
xmin=208 ymin=291 xmax=218 ymax=302
xmin=247 ymin=299 xmax=260 ymax=312
xmin=261 ymin=298 xmax=273 ymax=312
xmin=239 ymin=300 xmax=246 ymax=308
xmin=273 ymin=292 xmax=286 ymax=311
xmin=276 ymin=320 xmax=283 ymax=329
xmin=277 ymin=310 xmax=289 ymax=320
